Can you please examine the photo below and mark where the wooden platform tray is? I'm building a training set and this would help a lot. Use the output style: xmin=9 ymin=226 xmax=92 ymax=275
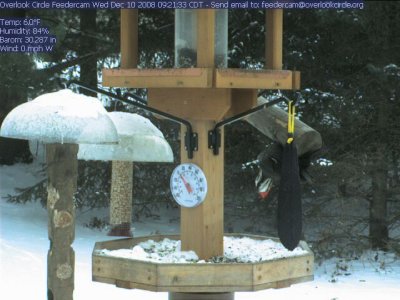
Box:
xmin=92 ymin=234 xmax=314 ymax=293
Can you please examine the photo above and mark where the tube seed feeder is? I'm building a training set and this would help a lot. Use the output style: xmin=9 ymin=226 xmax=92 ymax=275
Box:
xmin=78 ymin=111 xmax=173 ymax=236
xmin=175 ymin=9 xmax=228 ymax=68
xmin=96 ymin=8 xmax=314 ymax=300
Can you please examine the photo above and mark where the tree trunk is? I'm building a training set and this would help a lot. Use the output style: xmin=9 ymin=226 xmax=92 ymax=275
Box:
xmin=108 ymin=161 xmax=133 ymax=236
xmin=46 ymin=144 xmax=78 ymax=300
xmin=369 ymin=83 xmax=389 ymax=249
xmin=391 ymin=151 xmax=399 ymax=187
xmin=365 ymin=3 xmax=398 ymax=250
xmin=369 ymin=146 xmax=388 ymax=250
xmin=79 ymin=9 xmax=97 ymax=96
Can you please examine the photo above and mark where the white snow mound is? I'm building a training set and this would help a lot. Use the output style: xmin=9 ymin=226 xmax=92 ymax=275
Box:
xmin=97 ymin=236 xmax=308 ymax=264
xmin=223 ymin=236 xmax=307 ymax=262
xmin=0 ymin=89 xmax=118 ymax=144
xmin=98 ymin=238 xmax=198 ymax=263
xmin=78 ymin=112 xmax=173 ymax=162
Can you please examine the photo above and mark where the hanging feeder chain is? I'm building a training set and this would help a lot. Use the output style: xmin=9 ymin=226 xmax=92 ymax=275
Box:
xmin=66 ymin=80 xmax=198 ymax=159
xmin=208 ymin=96 xmax=289 ymax=155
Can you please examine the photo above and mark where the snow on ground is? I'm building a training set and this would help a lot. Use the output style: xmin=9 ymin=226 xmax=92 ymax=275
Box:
xmin=1 ymin=161 xmax=400 ymax=299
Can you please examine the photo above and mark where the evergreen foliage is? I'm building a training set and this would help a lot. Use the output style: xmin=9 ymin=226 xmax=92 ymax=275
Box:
xmin=2 ymin=4 xmax=400 ymax=253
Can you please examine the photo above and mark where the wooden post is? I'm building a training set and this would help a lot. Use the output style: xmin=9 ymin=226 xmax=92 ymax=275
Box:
xmin=179 ymin=9 xmax=225 ymax=260
xmin=108 ymin=9 xmax=138 ymax=236
xmin=120 ymin=9 xmax=138 ymax=69
xmin=46 ymin=144 xmax=78 ymax=300
xmin=265 ymin=9 xmax=283 ymax=70
xmin=196 ymin=10 xmax=215 ymax=68
xmin=180 ymin=121 xmax=224 ymax=259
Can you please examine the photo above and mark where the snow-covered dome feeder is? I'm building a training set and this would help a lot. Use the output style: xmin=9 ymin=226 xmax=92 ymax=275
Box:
xmin=78 ymin=111 xmax=173 ymax=162
xmin=0 ymin=89 xmax=118 ymax=144
xmin=0 ymin=88 xmax=121 ymax=300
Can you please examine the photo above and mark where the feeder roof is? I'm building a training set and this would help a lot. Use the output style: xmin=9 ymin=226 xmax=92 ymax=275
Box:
xmin=78 ymin=112 xmax=174 ymax=163
xmin=0 ymin=89 xmax=118 ymax=145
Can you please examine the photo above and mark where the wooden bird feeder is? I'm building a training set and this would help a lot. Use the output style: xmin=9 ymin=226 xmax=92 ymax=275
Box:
xmin=95 ymin=8 xmax=313 ymax=300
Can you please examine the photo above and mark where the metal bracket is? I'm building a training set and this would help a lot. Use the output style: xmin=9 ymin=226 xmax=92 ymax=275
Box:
xmin=208 ymin=129 xmax=221 ymax=155
xmin=185 ymin=132 xmax=198 ymax=159
xmin=66 ymin=80 xmax=198 ymax=159
xmin=208 ymin=95 xmax=288 ymax=156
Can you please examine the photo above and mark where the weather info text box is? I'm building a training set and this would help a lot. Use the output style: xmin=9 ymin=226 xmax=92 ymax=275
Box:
xmin=0 ymin=1 xmax=364 ymax=10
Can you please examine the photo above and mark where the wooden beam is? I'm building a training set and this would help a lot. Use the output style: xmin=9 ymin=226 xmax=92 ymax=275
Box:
xmin=148 ymin=88 xmax=231 ymax=121
xmin=197 ymin=10 xmax=215 ymax=68
xmin=225 ymin=89 xmax=258 ymax=118
xmin=215 ymin=69 xmax=296 ymax=89
xmin=265 ymin=9 xmax=283 ymax=70
xmin=104 ymin=68 xmax=300 ymax=90
xmin=102 ymin=68 xmax=213 ymax=88
xmin=46 ymin=143 xmax=78 ymax=300
xmin=292 ymin=70 xmax=301 ymax=90
xmin=120 ymin=9 xmax=138 ymax=69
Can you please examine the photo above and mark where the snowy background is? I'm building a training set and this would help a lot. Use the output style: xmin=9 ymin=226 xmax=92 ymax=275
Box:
xmin=1 ymin=161 xmax=399 ymax=299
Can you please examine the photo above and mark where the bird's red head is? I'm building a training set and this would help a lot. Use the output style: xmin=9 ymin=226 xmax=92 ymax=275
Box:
xmin=255 ymin=171 xmax=273 ymax=200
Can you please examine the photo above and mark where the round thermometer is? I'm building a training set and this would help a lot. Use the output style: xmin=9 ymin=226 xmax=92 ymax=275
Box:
xmin=170 ymin=163 xmax=207 ymax=208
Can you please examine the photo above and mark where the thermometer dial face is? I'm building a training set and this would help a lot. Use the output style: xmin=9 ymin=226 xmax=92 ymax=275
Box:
xmin=170 ymin=163 xmax=207 ymax=208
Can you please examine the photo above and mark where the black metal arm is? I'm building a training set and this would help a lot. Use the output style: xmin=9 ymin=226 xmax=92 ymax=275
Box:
xmin=66 ymin=81 xmax=292 ymax=157
xmin=66 ymin=81 xmax=198 ymax=159
xmin=208 ymin=95 xmax=288 ymax=155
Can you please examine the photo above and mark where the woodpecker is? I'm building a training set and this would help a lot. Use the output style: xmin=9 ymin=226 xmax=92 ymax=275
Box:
xmin=255 ymin=142 xmax=282 ymax=199
xmin=247 ymin=142 xmax=315 ymax=200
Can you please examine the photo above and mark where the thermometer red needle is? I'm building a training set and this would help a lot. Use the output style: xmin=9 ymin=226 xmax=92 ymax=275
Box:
xmin=180 ymin=174 xmax=193 ymax=194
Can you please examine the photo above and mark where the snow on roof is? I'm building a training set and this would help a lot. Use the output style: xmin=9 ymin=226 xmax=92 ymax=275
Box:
xmin=0 ymin=89 xmax=118 ymax=145
xmin=78 ymin=112 xmax=174 ymax=162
